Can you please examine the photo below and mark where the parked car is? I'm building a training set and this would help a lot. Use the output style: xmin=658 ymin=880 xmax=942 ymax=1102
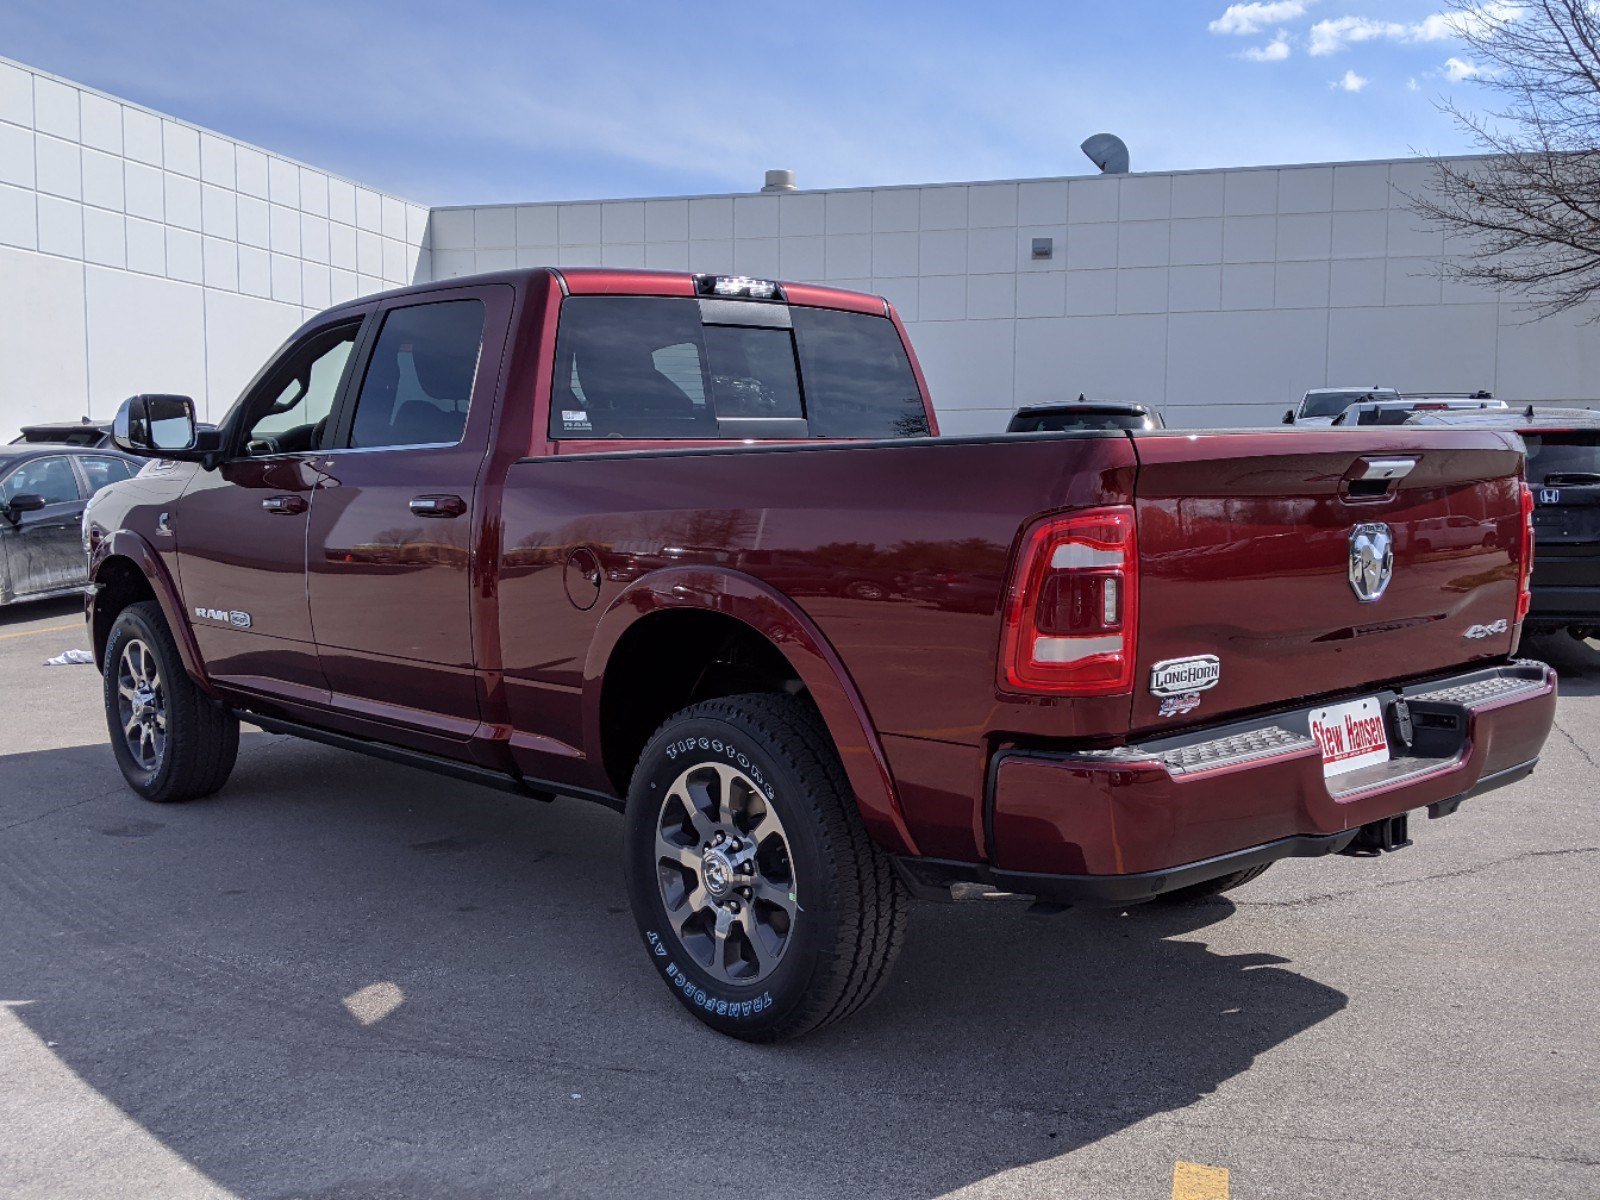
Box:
xmin=1 ymin=445 xmax=142 ymax=606
xmin=11 ymin=417 xmax=116 ymax=448
xmin=1334 ymin=394 xmax=1507 ymax=427
xmin=11 ymin=416 xmax=217 ymax=449
xmin=1007 ymin=399 xmax=1165 ymax=432
xmin=1284 ymin=386 xmax=1400 ymax=425
xmin=1403 ymin=405 xmax=1600 ymax=639
xmin=86 ymin=268 xmax=1554 ymax=1042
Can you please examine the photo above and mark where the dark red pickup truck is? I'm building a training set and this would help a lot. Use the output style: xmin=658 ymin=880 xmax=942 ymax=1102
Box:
xmin=86 ymin=268 xmax=1556 ymax=1041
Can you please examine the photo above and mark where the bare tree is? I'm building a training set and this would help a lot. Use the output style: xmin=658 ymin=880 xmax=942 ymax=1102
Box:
xmin=1412 ymin=1 xmax=1600 ymax=318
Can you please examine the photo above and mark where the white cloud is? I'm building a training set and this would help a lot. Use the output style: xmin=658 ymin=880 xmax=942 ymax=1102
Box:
xmin=1310 ymin=4 xmax=1521 ymax=54
xmin=1442 ymin=55 xmax=1501 ymax=81
xmin=1334 ymin=68 xmax=1369 ymax=91
xmin=1241 ymin=32 xmax=1293 ymax=61
xmin=1407 ymin=76 xmax=1421 ymax=91
xmin=1413 ymin=2 xmax=1520 ymax=41
xmin=1209 ymin=0 xmax=1316 ymax=36
xmin=1309 ymin=16 xmax=1408 ymax=55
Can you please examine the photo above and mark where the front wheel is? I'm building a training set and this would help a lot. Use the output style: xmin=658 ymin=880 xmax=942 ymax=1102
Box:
xmin=622 ymin=693 xmax=908 ymax=1041
xmin=103 ymin=600 xmax=239 ymax=802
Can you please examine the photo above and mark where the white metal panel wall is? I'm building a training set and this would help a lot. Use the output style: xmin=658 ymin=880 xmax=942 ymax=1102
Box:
xmin=0 ymin=56 xmax=430 ymax=426
xmin=429 ymin=158 xmax=1600 ymax=431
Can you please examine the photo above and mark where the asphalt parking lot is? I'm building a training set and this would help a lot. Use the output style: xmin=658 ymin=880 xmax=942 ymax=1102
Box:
xmin=1 ymin=596 xmax=1597 ymax=1200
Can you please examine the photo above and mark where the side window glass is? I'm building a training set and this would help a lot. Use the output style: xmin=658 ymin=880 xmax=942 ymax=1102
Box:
xmin=241 ymin=325 xmax=360 ymax=456
xmin=79 ymin=456 xmax=137 ymax=496
xmin=347 ymin=300 xmax=486 ymax=449
xmin=0 ymin=456 xmax=81 ymax=504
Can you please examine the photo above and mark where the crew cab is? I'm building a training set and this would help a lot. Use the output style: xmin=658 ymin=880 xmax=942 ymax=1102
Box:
xmin=85 ymin=268 xmax=1555 ymax=1041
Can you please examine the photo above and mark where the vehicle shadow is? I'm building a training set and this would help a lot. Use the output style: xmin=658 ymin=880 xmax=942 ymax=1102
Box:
xmin=1524 ymin=630 xmax=1600 ymax=697
xmin=1 ymin=734 xmax=1348 ymax=1199
xmin=0 ymin=593 xmax=83 ymax=629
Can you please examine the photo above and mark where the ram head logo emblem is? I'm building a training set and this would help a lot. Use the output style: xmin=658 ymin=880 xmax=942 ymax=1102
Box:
xmin=1348 ymin=523 xmax=1395 ymax=603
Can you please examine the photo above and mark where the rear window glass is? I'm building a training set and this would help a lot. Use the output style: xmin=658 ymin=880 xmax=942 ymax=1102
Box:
xmin=1524 ymin=433 xmax=1600 ymax=485
xmin=549 ymin=297 xmax=927 ymax=440
xmin=790 ymin=306 xmax=929 ymax=438
xmin=1008 ymin=411 xmax=1147 ymax=432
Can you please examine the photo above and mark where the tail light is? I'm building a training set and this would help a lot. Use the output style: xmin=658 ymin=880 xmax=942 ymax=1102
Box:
xmin=1517 ymin=481 xmax=1534 ymax=621
xmin=1000 ymin=506 xmax=1138 ymax=695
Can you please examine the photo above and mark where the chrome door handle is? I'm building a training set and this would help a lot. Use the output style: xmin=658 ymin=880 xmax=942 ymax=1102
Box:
xmin=261 ymin=495 xmax=307 ymax=515
xmin=409 ymin=494 xmax=466 ymax=518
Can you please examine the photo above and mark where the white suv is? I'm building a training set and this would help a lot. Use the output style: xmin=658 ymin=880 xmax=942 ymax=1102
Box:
xmin=1285 ymin=387 xmax=1400 ymax=425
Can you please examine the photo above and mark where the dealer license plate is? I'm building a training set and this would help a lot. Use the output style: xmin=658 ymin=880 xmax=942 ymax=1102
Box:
xmin=1308 ymin=696 xmax=1391 ymax=778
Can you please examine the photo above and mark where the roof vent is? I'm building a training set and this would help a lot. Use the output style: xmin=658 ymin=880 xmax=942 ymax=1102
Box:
xmin=1080 ymin=134 xmax=1130 ymax=175
xmin=761 ymin=169 xmax=797 ymax=193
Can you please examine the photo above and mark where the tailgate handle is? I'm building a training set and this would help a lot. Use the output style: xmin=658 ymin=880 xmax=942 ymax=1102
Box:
xmin=1344 ymin=457 xmax=1416 ymax=500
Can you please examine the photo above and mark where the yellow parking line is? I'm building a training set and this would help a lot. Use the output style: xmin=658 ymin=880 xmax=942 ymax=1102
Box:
xmin=1173 ymin=1161 xmax=1230 ymax=1200
xmin=0 ymin=624 xmax=79 ymax=642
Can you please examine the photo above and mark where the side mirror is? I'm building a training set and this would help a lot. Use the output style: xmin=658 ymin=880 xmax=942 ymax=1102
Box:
xmin=114 ymin=394 xmax=198 ymax=456
xmin=2 ymin=493 xmax=47 ymax=524
xmin=1282 ymin=409 xmax=1296 ymax=425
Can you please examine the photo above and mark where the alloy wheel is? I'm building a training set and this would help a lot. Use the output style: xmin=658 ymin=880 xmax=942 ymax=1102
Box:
xmin=654 ymin=761 xmax=798 ymax=985
xmin=115 ymin=638 xmax=166 ymax=772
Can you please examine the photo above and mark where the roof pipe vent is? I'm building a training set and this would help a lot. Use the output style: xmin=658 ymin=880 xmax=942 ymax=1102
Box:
xmin=761 ymin=169 xmax=797 ymax=193
xmin=1080 ymin=134 xmax=1130 ymax=175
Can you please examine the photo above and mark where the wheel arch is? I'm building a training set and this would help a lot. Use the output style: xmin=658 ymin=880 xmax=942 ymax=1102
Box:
xmin=585 ymin=567 xmax=919 ymax=857
xmin=91 ymin=532 xmax=212 ymax=694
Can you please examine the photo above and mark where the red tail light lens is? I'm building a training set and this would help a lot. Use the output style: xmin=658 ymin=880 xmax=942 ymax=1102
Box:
xmin=1000 ymin=506 xmax=1138 ymax=695
xmin=1517 ymin=481 xmax=1534 ymax=621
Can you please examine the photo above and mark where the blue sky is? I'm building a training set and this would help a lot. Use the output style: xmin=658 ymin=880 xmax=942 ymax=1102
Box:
xmin=1 ymin=0 xmax=1502 ymax=205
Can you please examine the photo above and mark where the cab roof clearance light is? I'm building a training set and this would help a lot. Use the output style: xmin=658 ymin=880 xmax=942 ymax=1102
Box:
xmin=694 ymin=274 xmax=785 ymax=302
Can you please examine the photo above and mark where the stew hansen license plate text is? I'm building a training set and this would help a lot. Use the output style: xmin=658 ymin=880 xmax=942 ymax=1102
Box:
xmin=1308 ymin=696 xmax=1391 ymax=778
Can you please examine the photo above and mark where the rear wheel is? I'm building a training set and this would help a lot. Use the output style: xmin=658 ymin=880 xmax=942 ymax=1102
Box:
xmin=1153 ymin=863 xmax=1272 ymax=904
xmin=103 ymin=600 xmax=239 ymax=803
xmin=622 ymin=693 xmax=908 ymax=1041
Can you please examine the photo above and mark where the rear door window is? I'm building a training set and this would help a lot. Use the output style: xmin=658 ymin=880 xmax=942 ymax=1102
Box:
xmin=78 ymin=455 xmax=138 ymax=495
xmin=549 ymin=297 xmax=927 ymax=440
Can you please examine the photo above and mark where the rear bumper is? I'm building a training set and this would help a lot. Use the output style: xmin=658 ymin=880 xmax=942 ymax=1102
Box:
xmin=896 ymin=659 xmax=1555 ymax=906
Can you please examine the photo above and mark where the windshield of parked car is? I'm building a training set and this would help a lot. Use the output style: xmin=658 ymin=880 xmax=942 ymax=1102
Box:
xmin=1525 ymin=432 xmax=1600 ymax=485
xmin=1300 ymin=389 xmax=1399 ymax=418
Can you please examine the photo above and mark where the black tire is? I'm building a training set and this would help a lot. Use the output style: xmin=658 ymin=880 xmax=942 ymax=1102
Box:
xmin=103 ymin=600 xmax=239 ymax=803
xmin=1152 ymin=863 xmax=1272 ymax=904
xmin=622 ymin=693 xmax=908 ymax=1042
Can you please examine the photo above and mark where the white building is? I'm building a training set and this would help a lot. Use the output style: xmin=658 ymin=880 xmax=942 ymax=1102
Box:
xmin=0 ymin=57 xmax=429 ymax=428
xmin=2 ymin=53 xmax=1595 ymax=435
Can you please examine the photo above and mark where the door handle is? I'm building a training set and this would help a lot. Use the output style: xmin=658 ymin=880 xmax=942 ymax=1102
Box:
xmin=262 ymin=495 xmax=308 ymax=515
xmin=409 ymin=494 xmax=467 ymax=519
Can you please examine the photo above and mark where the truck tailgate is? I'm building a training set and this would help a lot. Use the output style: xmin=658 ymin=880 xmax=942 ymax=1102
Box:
xmin=1128 ymin=428 xmax=1526 ymax=733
